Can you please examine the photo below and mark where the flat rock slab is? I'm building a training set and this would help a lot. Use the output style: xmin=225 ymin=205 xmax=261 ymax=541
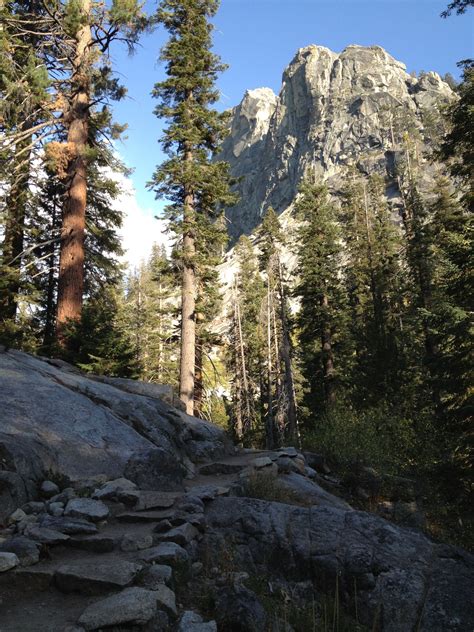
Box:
xmin=251 ymin=456 xmax=274 ymax=468
xmin=39 ymin=515 xmax=98 ymax=535
xmin=78 ymin=587 xmax=159 ymax=630
xmin=198 ymin=462 xmax=244 ymax=475
xmin=132 ymin=491 xmax=179 ymax=511
xmin=0 ymin=551 xmax=19 ymax=572
xmin=139 ymin=542 xmax=189 ymax=566
xmin=65 ymin=499 xmax=109 ymax=522
xmin=67 ymin=535 xmax=116 ymax=553
xmin=24 ymin=525 xmax=70 ymax=545
xmin=55 ymin=560 xmax=143 ymax=595
xmin=116 ymin=509 xmax=175 ymax=523
xmin=185 ymin=485 xmax=230 ymax=501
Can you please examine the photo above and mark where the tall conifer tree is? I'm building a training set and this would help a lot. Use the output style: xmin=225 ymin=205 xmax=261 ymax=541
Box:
xmin=151 ymin=0 xmax=236 ymax=415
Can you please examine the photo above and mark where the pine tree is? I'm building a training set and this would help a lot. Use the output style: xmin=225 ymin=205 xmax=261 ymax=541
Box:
xmin=341 ymin=173 xmax=406 ymax=403
xmin=294 ymin=182 xmax=349 ymax=417
xmin=426 ymin=178 xmax=473 ymax=487
xmin=257 ymin=207 xmax=298 ymax=445
xmin=122 ymin=246 xmax=179 ymax=385
xmin=151 ymin=0 xmax=236 ymax=415
xmin=0 ymin=0 xmax=51 ymax=343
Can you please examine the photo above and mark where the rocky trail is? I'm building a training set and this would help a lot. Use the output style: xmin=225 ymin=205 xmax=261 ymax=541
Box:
xmin=1 ymin=350 xmax=473 ymax=631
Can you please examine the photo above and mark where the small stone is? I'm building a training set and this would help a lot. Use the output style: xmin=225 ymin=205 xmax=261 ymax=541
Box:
xmin=139 ymin=542 xmax=189 ymax=566
xmin=22 ymin=501 xmax=46 ymax=515
xmin=64 ymin=498 xmax=109 ymax=522
xmin=50 ymin=488 xmax=76 ymax=504
xmin=120 ymin=533 xmax=153 ymax=552
xmin=16 ymin=514 xmax=38 ymax=533
xmin=175 ymin=495 xmax=205 ymax=513
xmin=155 ymin=523 xmax=199 ymax=547
xmin=0 ymin=552 xmax=19 ymax=572
xmin=40 ymin=480 xmax=60 ymax=498
xmin=138 ymin=564 xmax=173 ymax=589
xmin=178 ymin=611 xmax=217 ymax=632
xmin=78 ymin=587 xmax=158 ymax=630
xmin=8 ymin=508 xmax=27 ymax=524
xmin=48 ymin=502 xmax=65 ymax=516
xmin=154 ymin=520 xmax=174 ymax=534
xmin=192 ymin=562 xmax=203 ymax=576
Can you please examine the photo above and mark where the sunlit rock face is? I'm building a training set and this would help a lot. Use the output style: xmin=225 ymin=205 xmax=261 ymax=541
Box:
xmin=220 ymin=44 xmax=453 ymax=242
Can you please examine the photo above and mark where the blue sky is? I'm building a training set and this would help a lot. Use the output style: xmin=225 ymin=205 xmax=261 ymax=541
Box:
xmin=110 ymin=0 xmax=473 ymax=260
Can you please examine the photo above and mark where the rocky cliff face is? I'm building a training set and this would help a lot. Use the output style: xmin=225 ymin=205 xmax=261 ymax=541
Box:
xmin=220 ymin=44 xmax=453 ymax=241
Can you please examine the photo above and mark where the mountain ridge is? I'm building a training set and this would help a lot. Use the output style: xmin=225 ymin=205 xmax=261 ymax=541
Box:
xmin=220 ymin=43 xmax=454 ymax=241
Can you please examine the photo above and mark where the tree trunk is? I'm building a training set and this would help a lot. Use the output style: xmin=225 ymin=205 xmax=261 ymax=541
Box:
xmin=321 ymin=293 xmax=336 ymax=405
xmin=179 ymin=151 xmax=196 ymax=414
xmin=265 ymin=277 xmax=275 ymax=449
xmin=277 ymin=260 xmax=299 ymax=443
xmin=194 ymin=339 xmax=203 ymax=418
xmin=56 ymin=0 xmax=91 ymax=344
xmin=43 ymin=198 xmax=59 ymax=351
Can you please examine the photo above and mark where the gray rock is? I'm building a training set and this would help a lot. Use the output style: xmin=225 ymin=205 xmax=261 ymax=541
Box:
xmin=138 ymin=564 xmax=173 ymax=588
xmin=68 ymin=535 xmax=116 ymax=553
xmin=215 ymin=584 xmax=267 ymax=632
xmin=186 ymin=485 xmax=230 ymax=501
xmin=120 ymin=533 xmax=153 ymax=552
xmin=23 ymin=525 xmax=70 ymax=545
xmin=155 ymin=523 xmax=199 ymax=547
xmin=220 ymin=45 xmax=454 ymax=242
xmin=132 ymin=490 xmax=178 ymax=511
xmin=124 ymin=448 xmax=186 ymax=492
xmin=251 ymin=456 xmax=273 ymax=468
xmin=178 ymin=611 xmax=217 ymax=632
xmin=0 ymin=470 xmax=29 ymax=524
xmin=22 ymin=501 xmax=46 ymax=515
xmin=0 ymin=350 xmax=232 ymax=504
xmin=50 ymin=488 xmax=76 ymax=504
xmin=64 ymin=498 xmax=109 ymax=522
xmin=204 ymin=497 xmax=474 ymax=631
xmin=78 ymin=587 xmax=159 ymax=630
xmin=152 ymin=583 xmax=177 ymax=617
xmin=117 ymin=509 xmax=175 ymax=523
xmin=55 ymin=560 xmax=143 ymax=594
xmin=38 ymin=515 xmax=98 ymax=535
xmin=8 ymin=508 xmax=27 ymax=524
xmin=48 ymin=501 xmax=65 ymax=516
xmin=0 ymin=551 xmax=19 ymax=572
xmin=278 ymin=472 xmax=352 ymax=510
xmin=0 ymin=536 xmax=41 ymax=566
xmin=92 ymin=477 xmax=137 ymax=500
xmin=139 ymin=542 xmax=189 ymax=566
xmin=40 ymin=480 xmax=60 ymax=498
